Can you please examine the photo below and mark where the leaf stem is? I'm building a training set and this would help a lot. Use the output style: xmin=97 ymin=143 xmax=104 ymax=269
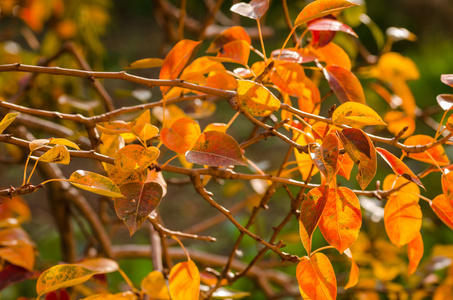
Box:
xmin=310 ymin=245 xmax=335 ymax=257
xmin=257 ymin=19 xmax=267 ymax=61
xmin=40 ymin=178 xmax=69 ymax=185
xmin=172 ymin=235 xmax=191 ymax=261
xmin=118 ymin=268 xmax=139 ymax=293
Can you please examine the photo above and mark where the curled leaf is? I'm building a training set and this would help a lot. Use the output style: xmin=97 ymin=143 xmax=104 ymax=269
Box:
xmin=332 ymin=102 xmax=386 ymax=127
xmin=207 ymin=26 xmax=251 ymax=53
xmin=0 ymin=112 xmax=19 ymax=134
xmin=324 ymin=65 xmax=366 ymax=104
xmin=294 ymin=0 xmax=358 ymax=27
xmin=69 ymin=170 xmax=123 ymax=198
xmin=38 ymin=144 xmax=70 ymax=165
xmin=230 ymin=0 xmax=269 ymax=20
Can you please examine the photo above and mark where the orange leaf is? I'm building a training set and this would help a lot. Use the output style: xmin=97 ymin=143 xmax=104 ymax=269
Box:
xmin=431 ymin=194 xmax=453 ymax=230
xmin=309 ymin=133 xmax=340 ymax=182
xmin=96 ymin=120 xmax=132 ymax=135
xmin=376 ymin=147 xmax=424 ymax=189
xmin=407 ymin=232 xmax=423 ymax=276
xmin=185 ymin=131 xmax=246 ymax=167
xmin=297 ymin=253 xmax=337 ymax=300
xmin=442 ymin=171 xmax=453 ymax=206
xmin=311 ymin=42 xmax=351 ymax=70
xmin=337 ymin=128 xmax=377 ymax=190
xmin=69 ymin=170 xmax=123 ymax=198
xmin=141 ymin=271 xmax=171 ymax=299
xmin=0 ymin=227 xmax=35 ymax=271
xmin=270 ymin=62 xmax=306 ymax=98
xmin=319 ymin=187 xmax=362 ymax=253
xmin=0 ymin=196 xmax=31 ymax=225
xmin=392 ymin=79 xmax=417 ymax=117
xmin=169 ymin=260 xmax=200 ymax=300
xmin=210 ymin=40 xmax=250 ymax=66
xmin=207 ymin=26 xmax=251 ymax=53
xmin=383 ymin=174 xmax=420 ymax=203
xmin=159 ymin=40 xmax=202 ymax=95
xmin=337 ymin=153 xmax=354 ymax=180
xmin=294 ymin=131 xmax=318 ymax=180
xmin=161 ymin=117 xmax=201 ymax=153
xmin=230 ymin=0 xmax=269 ymax=20
xmin=344 ymin=248 xmax=359 ymax=289
xmin=299 ymin=185 xmax=329 ymax=254
xmin=384 ymin=192 xmax=422 ymax=247
xmin=332 ymin=102 xmax=386 ymax=127
xmin=237 ymin=80 xmax=281 ymax=116
xmin=384 ymin=111 xmax=415 ymax=139
xmin=38 ymin=144 xmax=70 ymax=165
xmin=324 ymin=65 xmax=365 ymax=104
xmin=115 ymin=182 xmax=163 ymax=236
xmin=294 ymin=0 xmax=358 ymax=27
xmin=404 ymin=135 xmax=450 ymax=166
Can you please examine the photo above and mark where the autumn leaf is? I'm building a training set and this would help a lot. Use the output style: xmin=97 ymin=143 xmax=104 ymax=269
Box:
xmin=230 ymin=0 xmax=269 ymax=20
xmin=384 ymin=111 xmax=415 ymax=139
xmin=297 ymin=253 xmax=337 ymax=300
xmin=344 ymin=248 xmax=359 ymax=289
xmin=125 ymin=58 xmax=164 ymax=69
xmin=82 ymin=291 xmax=136 ymax=300
xmin=169 ymin=260 xmax=200 ymax=300
xmin=324 ymin=65 xmax=366 ymax=104
xmin=141 ymin=271 xmax=171 ymax=299
xmin=299 ymin=185 xmax=329 ymax=254
xmin=29 ymin=139 xmax=51 ymax=151
xmin=206 ymin=26 xmax=251 ymax=53
xmin=69 ymin=170 xmax=123 ymax=198
xmin=337 ymin=128 xmax=377 ymax=190
xmin=48 ymin=138 xmax=80 ymax=150
xmin=337 ymin=153 xmax=354 ymax=180
xmin=319 ymin=187 xmax=362 ymax=253
xmin=161 ymin=117 xmax=201 ymax=153
xmin=159 ymin=39 xmax=202 ymax=95
xmin=0 ymin=227 xmax=35 ymax=271
xmin=407 ymin=232 xmax=423 ymax=275
xmin=0 ymin=196 xmax=31 ymax=224
xmin=294 ymin=0 xmax=358 ymax=27
xmin=96 ymin=120 xmax=132 ymax=135
xmin=115 ymin=182 xmax=163 ymax=236
xmin=441 ymin=74 xmax=453 ymax=87
xmin=308 ymin=18 xmax=358 ymax=38
xmin=210 ymin=40 xmax=250 ymax=66
xmin=431 ymin=194 xmax=453 ymax=230
xmin=185 ymin=131 xmax=246 ymax=167
xmin=0 ymin=264 xmax=37 ymax=291
xmin=376 ymin=147 xmax=424 ymax=189
xmin=332 ymin=102 xmax=386 ymax=127
xmin=0 ymin=112 xmax=19 ymax=134
xmin=294 ymin=130 xmax=318 ymax=180
xmin=308 ymin=133 xmax=340 ymax=182
xmin=269 ymin=62 xmax=306 ymax=98
xmin=311 ymin=42 xmax=351 ymax=70
xmin=236 ymin=80 xmax=281 ymax=116
xmin=38 ymin=144 xmax=70 ymax=165
xmin=404 ymin=135 xmax=450 ymax=166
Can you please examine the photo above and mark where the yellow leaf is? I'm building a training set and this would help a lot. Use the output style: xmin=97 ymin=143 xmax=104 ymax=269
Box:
xmin=236 ymin=80 xmax=281 ymax=116
xmin=169 ymin=260 xmax=200 ymax=300
xmin=69 ymin=170 xmax=123 ymax=198
xmin=0 ymin=112 xmax=19 ymax=134
xmin=38 ymin=144 xmax=70 ymax=165
xmin=125 ymin=58 xmax=164 ymax=69
xmin=141 ymin=271 xmax=171 ymax=299
xmin=332 ymin=102 xmax=386 ymax=127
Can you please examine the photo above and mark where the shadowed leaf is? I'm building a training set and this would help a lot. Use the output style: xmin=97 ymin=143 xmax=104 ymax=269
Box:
xmin=308 ymin=133 xmax=339 ymax=182
xmin=324 ymin=65 xmax=365 ymax=104
xmin=337 ymin=128 xmax=377 ymax=190
xmin=294 ymin=0 xmax=357 ymax=27
xmin=319 ymin=187 xmax=362 ymax=253
xmin=237 ymin=80 xmax=281 ymax=116
xmin=297 ymin=253 xmax=337 ymax=300
xmin=0 ymin=264 xmax=37 ymax=291
xmin=207 ymin=26 xmax=251 ymax=53
xmin=169 ymin=260 xmax=200 ymax=300
xmin=38 ymin=144 xmax=70 ymax=165
xmin=0 ymin=112 xmax=19 ymax=134
xmin=115 ymin=182 xmax=163 ymax=236
xmin=337 ymin=153 xmax=354 ymax=180
xmin=407 ymin=232 xmax=423 ymax=276
xmin=376 ymin=147 xmax=424 ymax=189
xmin=29 ymin=139 xmax=51 ymax=151
xmin=230 ymin=0 xmax=269 ymax=20
xmin=69 ymin=170 xmax=123 ymax=198
xmin=125 ymin=58 xmax=164 ymax=69
xmin=332 ymin=102 xmax=386 ymax=127
xmin=0 ymin=227 xmax=35 ymax=271
xmin=186 ymin=131 xmax=246 ymax=167
xmin=161 ymin=117 xmax=201 ymax=153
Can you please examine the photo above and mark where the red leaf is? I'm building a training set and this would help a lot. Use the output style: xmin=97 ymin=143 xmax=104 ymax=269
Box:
xmin=115 ymin=182 xmax=163 ymax=236
xmin=0 ymin=264 xmax=38 ymax=291
xmin=337 ymin=128 xmax=377 ymax=190
xmin=376 ymin=147 xmax=424 ymax=189
xmin=299 ymin=185 xmax=329 ymax=254
xmin=407 ymin=232 xmax=423 ymax=276
xmin=185 ymin=131 xmax=246 ymax=167
xmin=294 ymin=0 xmax=358 ymax=27
xmin=206 ymin=26 xmax=251 ymax=53
xmin=297 ymin=253 xmax=337 ymax=300
xmin=230 ymin=0 xmax=269 ymax=20
xmin=319 ymin=187 xmax=362 ymax=253
xmin=308 ymin=18 xmax=358 ymax=38
xmin=324 ymin=65 xmax=365 ymax=104
xmin=159 ymin=40 xmax=201 ymax=95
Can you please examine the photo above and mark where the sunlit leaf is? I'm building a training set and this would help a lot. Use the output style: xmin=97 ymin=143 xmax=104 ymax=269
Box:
xmin=269 ymin=62 xmax=306 ymax=98
xmin=431 ymin=194 xmax=453 ymax=230
xmin=319 ymin=187 xmax=362 ymax=253
xmin=308 ymin=18 xmax=358 ymax=48
xmin=230 ymin=0 xmax=269 ymax=20
xmin=0 ymin=112 xmax=19 ymax=134
xmin=206 ymin=71 xmax=238 ymax=91
xmin=115 ymin=182 xmax=163 ymax=236
xmin=337 ymin=128 xmax=377 ymax=190
xmin=294 ymin=0 xmax=357 ymax=27
xmin=161 ymin=117 xmax=201 ymax=153
xmin=384 ymin=111 xmax=415 ymax=139
xmin=376 ymin=147 xmax=424 ymax=188
xmin=48 ymin=138 xmax=80 ymax=150
xmin=160 ymin=39 xmax=202 ymax=95
xmin=210 ymin=40 xmax=250 ymax=66
xmin=38 ymin=144 xmax=70 ymax=165
xmin=141 ymin=271 xmax=171 ymax=299
xmin=186 ymin=131 xmax=246 ymax=167
xmin=311 ymin=42 xmax=351 ymax=70
xmin=441 ymin=74 xmax=453 ymax=88
xmin=436 ymin=94 xmax=453 ymax=111
xmin=125 ymin=58 xmax=164 ymax=69
xmin=294 ymin=130 xmax=318 ymax=180
xmin=69 ymin=170 xmax=123 ymax=198
xmin=344 ymin=248 xmax=359 ymax=289
xmin=146 ymin=169 xmax=167 ymax=197
xmin=332 ymin=102 xmax=386 ymax=127
xmin=236 ymin=80 xmax=281 ymax=116
xmin=407 ymin=232 xmax=423 ymax=276
xmin=297 ymin=253 xmax=337 ymax=300
xmin=324 ymin=65 xmax=366 ymax=104
xmin=384 ymin=192 xmax=422 ymax=247
xmin=404 ymin=135 xmax=450 ymax=166
xmin=299 ymin=185 xmax=328 ymax=254
xmin=152 ymin=104 xmax=187 ymax=128
xmin=0 ymin=196 xmax=31 ymax=224
xmin=203 ymin=123 xmax=228 ymax=133
xmin=383 ymin=174 xmax=420 ymax=203
xmin=373 ymin=52 xmax=420 ymax=82
xmin=207 ymin=26 xmax=251 ymax=53
xmin=309 ymin=134 xmax=340 ymax=182
xmin=169 ymin=260 xmax=200 ymax=300
xmin=337 ymin=153 xmax=354 ymax=180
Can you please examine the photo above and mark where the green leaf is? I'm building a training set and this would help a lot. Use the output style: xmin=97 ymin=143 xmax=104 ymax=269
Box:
xmin=69 ymin=170 xmax=123 ymax=198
